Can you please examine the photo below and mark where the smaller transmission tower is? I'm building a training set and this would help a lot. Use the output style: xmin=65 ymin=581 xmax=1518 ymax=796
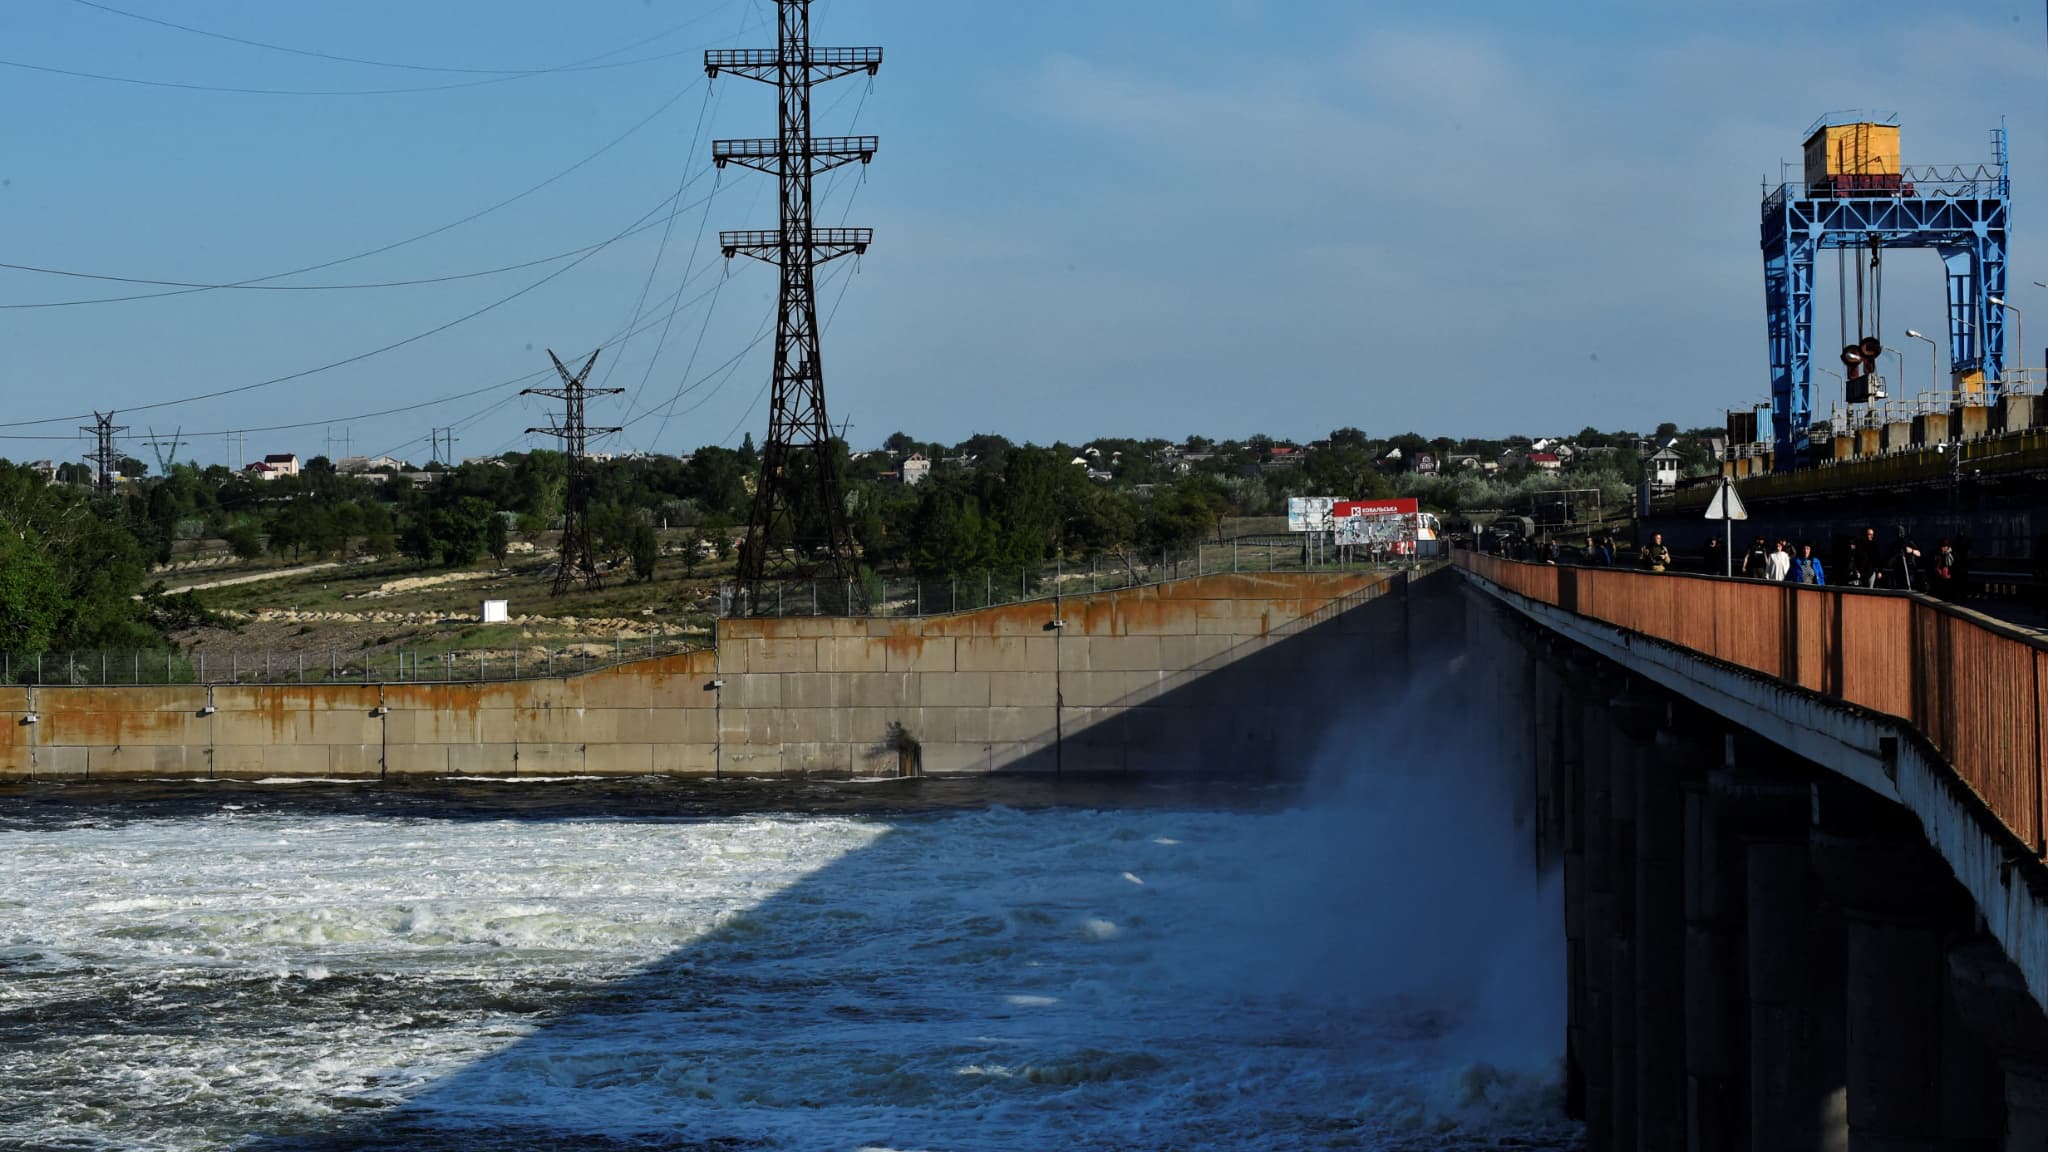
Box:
xmin=81 ymin=411 xmax=127 ymax=495
xmin=142 ymin=427 xmax=184 ymax=477
xmin=524 ymin=350 xmax=622 ymax=596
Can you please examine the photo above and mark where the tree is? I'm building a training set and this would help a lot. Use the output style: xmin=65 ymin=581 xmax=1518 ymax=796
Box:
xmin=267 ymin=511 xmax=303 ymax=560
xmin=629 ymin=521 xmax=658 ymax=582
xmin=0 ymin=532 xmax=64 ymax=652
xmin=224 ymin=521 xmax=265 ymax=561
xmin=486 ymin=513 xmax=509 ymax=569
xmin=398 ymin=517 xmax=437 ymax=566
xmin=432 ymin=498 xmax=496 ymax=567
xmin=701 ymin=511 xmax=735 ymax=560
xmin=1142 ymin=478 xmax=1222 ymax=551
xmin=359 ymin=503 xmax=397 ymax=558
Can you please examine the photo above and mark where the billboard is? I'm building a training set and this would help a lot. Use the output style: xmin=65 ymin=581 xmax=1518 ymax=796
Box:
xmin=1334 ymin=516 xmax=1407 ymax=547
xmin=1287 ymin=496 xmax=1342 ymax=533
xmin=1331 ymin=498 xmax=1419 ymax=520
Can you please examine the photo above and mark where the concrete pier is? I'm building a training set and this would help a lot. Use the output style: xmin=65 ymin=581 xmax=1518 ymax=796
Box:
xmin=1812 ymin=827 xmax=1955 ymax=1150
xmin=1581 ymin=688 xmax=1617 ymax=1148
xmin=1637 ymin=723 xmax=1693 ymax=1150
xmin=1949 ymin=939 xmax=2048 ymax=1150
xmin=1685 ymin=747 xmax=1748 ymax=1151
xmin=1729 ymin=755 xmax=1842 ymax=1151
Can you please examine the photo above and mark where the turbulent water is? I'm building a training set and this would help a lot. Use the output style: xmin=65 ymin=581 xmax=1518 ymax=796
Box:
xmin=0 ymin=775 xmax=1573 ymax=1151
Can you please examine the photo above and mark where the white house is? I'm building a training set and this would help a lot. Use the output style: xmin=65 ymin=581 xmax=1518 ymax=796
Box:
xmin=336 ymin=455 xmax=407 ymax=474
xmin=1644 ymin=446 xmax=1683 ymax=492
xmin=246 ymin=453 xmax=300 ymax=480
xmin=900 ymin=453 xmax=931 ymax=485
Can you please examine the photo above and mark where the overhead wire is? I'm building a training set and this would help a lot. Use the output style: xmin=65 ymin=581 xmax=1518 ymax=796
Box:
xmin=7 ymin=2 xmax=746 ymax=97
xmin=0 ymin=172 xmax=717 ymax=429
xmin=610 ymin=0 xmax=756 ymax=435
xmin=0 ymin=80 xmax=702 ymax=304
xmin=190 ymin=239 xmax=739 ymax=452
xmin=0 ymin=186 xmax=718 ymax=309
xmin=599 ymin=83 xmax=719 ymax=396
xmin=61 ymin=0 xmax=724 ymax=77
xmin=643 ymin=165 xmax=779 ymax=450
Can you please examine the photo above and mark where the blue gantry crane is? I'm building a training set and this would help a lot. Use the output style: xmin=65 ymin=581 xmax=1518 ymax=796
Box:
xmin=1761 ymin=113 xmax=2008 ymax=470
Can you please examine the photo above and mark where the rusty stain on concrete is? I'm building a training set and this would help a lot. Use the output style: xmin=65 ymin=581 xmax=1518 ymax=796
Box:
xmin=0 ymin=572 xmax=1395 ymax=781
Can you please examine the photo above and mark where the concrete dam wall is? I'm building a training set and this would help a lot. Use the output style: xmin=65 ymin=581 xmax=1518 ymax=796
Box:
xmin=0 ymin=571 xmax=1412 ymax=781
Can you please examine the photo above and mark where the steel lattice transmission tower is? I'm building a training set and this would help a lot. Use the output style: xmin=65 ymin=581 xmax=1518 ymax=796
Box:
xmin=524 ymin=350 xmax=622 ymax=596
xmin=708 ymin=1 xmax=879 ymax=597
xmin=81 ymin=411 xmax=128 ymax=496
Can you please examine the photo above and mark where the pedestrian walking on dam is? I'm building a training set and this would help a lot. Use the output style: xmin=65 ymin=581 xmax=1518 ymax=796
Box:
xmin=1792 ymin=542 xmax=1825 ymax=585
xmin=1638 ymin=533 xmax=1671 ymax=573
xmin=1850 ymin=526 xmax=1882 ymax=587
xmin=1888 ymin=526 xmax=1922 ymax=591
xmin=1702 ymin=536 xmax=1725 ymax=575
xmin=1741 ymin=535 xmax=1770 ymax=579
xmin=1931 ymin=539 xmax=1957 ymax=599
xmin=1765 ymin=538 xmax=1792 ymax=582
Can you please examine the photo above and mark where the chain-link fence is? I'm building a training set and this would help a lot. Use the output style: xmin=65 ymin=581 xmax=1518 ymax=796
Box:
xmin=721 ymin=537 xmax=1439 ymax=618
xmin=2 ymin=635 xmax=707 ymax=687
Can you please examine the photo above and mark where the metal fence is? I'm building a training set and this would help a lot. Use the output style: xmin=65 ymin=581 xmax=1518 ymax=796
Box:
xmin=721 ymin=537 xmax=1441 ymax=618
xmin=1 ymin=635 xmax=706 ymax=687
xmin=1458 ymin=549 xmax=2047 ymax=854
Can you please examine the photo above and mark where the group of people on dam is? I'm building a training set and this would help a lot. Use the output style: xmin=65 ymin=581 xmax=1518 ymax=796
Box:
xmin=1498 ymin=524 xmax=1966 ymax=597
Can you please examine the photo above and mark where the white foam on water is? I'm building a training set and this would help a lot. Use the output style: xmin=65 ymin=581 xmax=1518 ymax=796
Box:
xmin=0 ymin=796 xmax=1572 ymax=1151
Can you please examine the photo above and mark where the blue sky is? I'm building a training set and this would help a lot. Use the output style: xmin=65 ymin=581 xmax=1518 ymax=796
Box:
xmin=0 ymin=0 xmax=2040 ymax=466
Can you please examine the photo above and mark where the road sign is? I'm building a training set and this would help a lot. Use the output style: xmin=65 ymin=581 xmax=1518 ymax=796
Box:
xmin=1705 ymin=480 xmax=1748 ymax=521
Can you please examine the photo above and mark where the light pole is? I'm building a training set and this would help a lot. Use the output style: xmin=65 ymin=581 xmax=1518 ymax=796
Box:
xmin=1883 ymin=346 xmax=1905 ymax=398
xmin=1816 ymin=365 xmax=1843 ymax=417
xmin=1990 ymin=295 xmax=2022 ymax=383
xmin=1905 ymin=329 xmax=1938 ymax=393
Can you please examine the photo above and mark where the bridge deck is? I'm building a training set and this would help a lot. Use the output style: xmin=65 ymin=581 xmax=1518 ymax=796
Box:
xmin=1458 ymin=550 xmax=2048 ymax=854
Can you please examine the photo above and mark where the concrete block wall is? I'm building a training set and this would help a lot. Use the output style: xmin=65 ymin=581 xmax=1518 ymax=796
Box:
xmin=0 ymin=571 xmax=1409 ymax=781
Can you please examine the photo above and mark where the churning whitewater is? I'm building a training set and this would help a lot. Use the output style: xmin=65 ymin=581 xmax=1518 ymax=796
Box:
xmin=0 ymin=783 xmax=1571 ymax=1150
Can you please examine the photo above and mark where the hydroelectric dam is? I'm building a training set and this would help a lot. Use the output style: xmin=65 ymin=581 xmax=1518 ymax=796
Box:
xmin=6 ymin=562 xmax=2048 ymax=1148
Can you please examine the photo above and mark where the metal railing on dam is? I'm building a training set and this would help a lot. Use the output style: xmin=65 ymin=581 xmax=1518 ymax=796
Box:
xmin=722 ymin=540 xmax=1436 ymax=618
xmin=1457 ymin=549 xmax=2047 ymax=853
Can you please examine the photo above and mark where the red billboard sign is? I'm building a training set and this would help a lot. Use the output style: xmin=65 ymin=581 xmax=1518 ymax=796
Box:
xmin=1332 ymin=498 xmax=1419 ymax=519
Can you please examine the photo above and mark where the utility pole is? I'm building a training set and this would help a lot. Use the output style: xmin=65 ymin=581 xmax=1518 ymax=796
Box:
xmin=524 ymin=349 xmax=622 ymax=596
xmin=428 ymin=428 xmax=459 ymax=467
xmin=81 ymin=411 xmax=127 ymax=496
xmin=708 ymin=1 xmax=880 ymax=602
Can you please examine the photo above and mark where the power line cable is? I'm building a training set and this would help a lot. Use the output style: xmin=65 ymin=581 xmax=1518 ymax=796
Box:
xmin=0 ymin=81 xmax=701 ymax=303
xmin=0 ymin=179 xmax=709 ymax=429
xmin=151 ymin=239 xmax=738 ymax=444
xmin=62 ymin=0 xmax=730 ymax=77
xmin=599 ymin=84 xmax=718 ymax=395
xmin=0 ymin=180 xmax=720 ymax=309
xmin=0 ymin=51 xmax=708 ymax=97
xmin=639 ymin=159 xmax=777 ymax=449
xmin=5 ymin=3 xmax=748 ymax=98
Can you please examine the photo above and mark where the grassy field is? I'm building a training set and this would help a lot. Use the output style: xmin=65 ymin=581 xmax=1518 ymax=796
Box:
xmin=173 ymin=531 xmax=727 ymax=665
